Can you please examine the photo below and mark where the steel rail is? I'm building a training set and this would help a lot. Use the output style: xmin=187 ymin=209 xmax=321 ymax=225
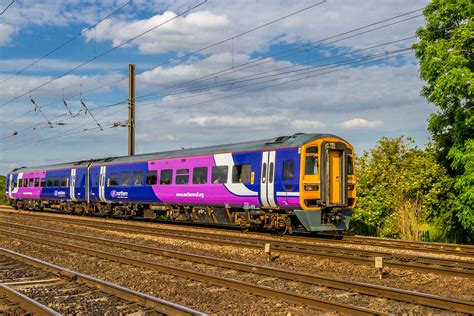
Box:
xmin=0 ymin=247 xmax=205 ymax=316
xmin=4 ymin=212 xmax=471 ymax=278
xmin=2 ymin=207 xmax=473 ymax=257
xmin=0 ymin=284 xmax=60 ymax=316
xmin=1 ymin=221 xmax=472 ymax=313
xmin=0 ymin=228 xmax=386 ymax=315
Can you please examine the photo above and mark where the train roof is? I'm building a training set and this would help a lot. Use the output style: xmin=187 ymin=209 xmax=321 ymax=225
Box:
xmin=11 ymin=133 xmax=343 ymax=173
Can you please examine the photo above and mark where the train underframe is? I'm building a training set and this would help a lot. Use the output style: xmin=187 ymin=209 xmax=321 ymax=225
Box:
xmin=9 ymin=198 xmax=349 ymax=235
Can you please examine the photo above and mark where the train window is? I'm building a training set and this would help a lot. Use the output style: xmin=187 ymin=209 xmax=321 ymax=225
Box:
xmin=175 ymin=169 xmax=189 ymax=185
xmin=40 ymin=178 xmax=46 ymax=187
xmin=262 ymin=163 xmax=267 ymax=184
xmin=53 ymin=177 xmax=59 ymax=187
xmin=46 ymin=178 xmax=52 ymax=187
xmin=29 ymin=178 xmax=35 ymax=187
xmin=306 ymin=146 xmax=318 ymax=154
xmin=23 ymin=178 xmax=28 ymax=187
xmin=212 ymin=166 xmax=228 ymax=184
xmin=133 ymin=171 xmax=144 ymax=186
xmin=61 ymin=176 xmax=68 ymax=187
xmin=283 ymin=161 xmax=295 ymax=181
xmin=305 ymin=156 xmax=319 ymax=175
xmin=18 ymin=179 xmax=22 ymax=187
xmin=347 ymin=156 xmax=354 ymax=175
xmin=193 ymin=167 xmax=208 ymax=184
xmin=269 ymin=163 xmax=274 ymax=183
xmin=120 ymin=172 xmax=131 ymax=186
xmin=108 ymin=174 xmax=119 ymax=186
xmin=147 ymin=170 xmax=158 ymax=185
xmin=95 ymin=174 xmax=99 ymax=186
xmin=34 ymin=178 xmax=40 ymax=187
xmin=160 ymin=170 xmax=172 ymax=185
xmin=232 ymin=164 xmax=251 ymax=183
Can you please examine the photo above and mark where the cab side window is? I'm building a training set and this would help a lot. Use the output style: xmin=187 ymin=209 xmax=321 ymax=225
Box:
xmin=283 ymin=161 xmax=295 ymax=181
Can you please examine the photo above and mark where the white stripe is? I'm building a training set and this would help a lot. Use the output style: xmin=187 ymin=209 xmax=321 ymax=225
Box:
xmin=260 ymin=151 xmax=269 ymax=207
xmin=213 ymin=153 xmax=258 ymax=197
xmin=8 ymin=175 xmax=13 ymax=199
xmin=276 ymin=192 xmax=300 ymax=197
xmin=267 ymin=151 xmax=277 ymax=207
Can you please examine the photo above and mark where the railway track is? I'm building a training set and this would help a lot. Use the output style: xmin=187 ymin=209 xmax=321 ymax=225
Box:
xmin=0 ymin=220 xmax=472 ymax=314
xmin=1 ymin=206 xmax=473 ymax=259
xmin=1 ymin=211 xmax=472 ymax=278
xmin=0 ymin=247 xmax=205 ymax=315
xmin=0 ymin=226 xmax=388 ymax=315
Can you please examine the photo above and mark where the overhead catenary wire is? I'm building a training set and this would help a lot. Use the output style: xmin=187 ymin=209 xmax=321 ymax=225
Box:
xmin=24 ymin=0 xmax=330 ymax=106
xmin=0 ymin=0 xmax=14 ymax=15
xmin=0 ymin=0 xmax=208 ymax=108
xmin=0 ymin=48 xmax=413 ymax=153
xmin=0 ymin=0 xmax=132 ymax=87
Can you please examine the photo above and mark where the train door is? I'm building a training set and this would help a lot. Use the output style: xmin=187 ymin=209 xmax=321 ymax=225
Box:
xmin=328 ymin=149 xmax=342 ymax=204
xmin=70 ymin=169 xmax=77 ymax=202
xmin=260 ymin=151 xmax=277 ymax=207
xmin=99 ymin=166 xmax=107 ymax=202
xmin=321 ymin=142 xmax=347 ymax=206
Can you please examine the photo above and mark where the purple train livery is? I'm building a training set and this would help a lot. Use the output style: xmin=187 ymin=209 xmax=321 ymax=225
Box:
xmin=5 ymin=133 xmax=356 ymax=234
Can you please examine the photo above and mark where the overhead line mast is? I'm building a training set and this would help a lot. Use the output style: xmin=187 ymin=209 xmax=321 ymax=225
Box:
xmin=128 ymin=64 xmax=136 ymax=156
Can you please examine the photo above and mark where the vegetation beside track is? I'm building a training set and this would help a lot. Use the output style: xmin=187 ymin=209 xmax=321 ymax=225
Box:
xmin=0 ymin=176 xmax=7 ymax=205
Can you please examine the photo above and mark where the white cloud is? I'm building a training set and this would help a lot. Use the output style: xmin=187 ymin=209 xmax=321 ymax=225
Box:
xmin=0 ymin=23 xmax=16 ymax=45
xmin=339 ymin=118 xmax=383 ymax=129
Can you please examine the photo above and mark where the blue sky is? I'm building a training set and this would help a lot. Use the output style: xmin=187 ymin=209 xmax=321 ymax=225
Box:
xmin=0 ymin=0 xmax=431 ymax=174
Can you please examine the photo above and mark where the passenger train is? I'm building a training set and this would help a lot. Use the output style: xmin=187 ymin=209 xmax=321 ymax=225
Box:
xmin=5 ymin=133 xmax=356 ymax=234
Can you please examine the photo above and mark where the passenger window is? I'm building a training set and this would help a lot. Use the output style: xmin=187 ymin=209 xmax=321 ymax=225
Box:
xmin=18 ymin=179 xmax=23 ymax=187
xmin=193 ymin=167 xmax=208 ymax=184
xmin=232 ymin=164 xmax=251 ymax=183
xmin=61 ymin=176 xmax=68 ymax=187
xmin=120 ymin=172 xmax=131 ymax=186
xmin=347 ymin=156 xmax=354 ymax=175
xmin=160 ymin=170 xmax=172 ymax=185
xmin=133 ymin=171 xmax=144 ymax=186
xmin=212 ymin=166 xmax=228 ymax=184
xmin=108 ymin=173 xmax=119 ymax=186
xmin=175 ymin=169 xmax=189 ymax=185
xmin=262 ymin=163 xmax=267 ymax=184
xmin=147 ymin=170 xmax=158 ymax=185
xmin=34 ymin=178 xmax=40 ymax=187
xmin=46 ymin=178 xmax=52 ymax=187
xmin=53 ymin=177 xmax=59 ymax=187
xmin=23 ymin=178 xmax=28 ymax=187
xmin=29 ymin=178 xmax=35 ymax=187
xmin=40 ymin=178 xmax=46 ymax=187
xmin=283 ymin=161 xmax=295 ymax=181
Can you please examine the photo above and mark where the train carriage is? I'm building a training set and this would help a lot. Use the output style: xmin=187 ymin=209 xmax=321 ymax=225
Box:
xmin=5 ymin=133 xmax=356 ymax=234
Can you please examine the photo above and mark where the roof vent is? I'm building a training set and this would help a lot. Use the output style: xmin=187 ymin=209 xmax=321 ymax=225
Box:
xmin=266 ymin=135 xmax=291 ymax=145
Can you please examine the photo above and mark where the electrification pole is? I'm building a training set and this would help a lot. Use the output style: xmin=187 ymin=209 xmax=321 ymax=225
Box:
xmin=128 ymin=64 xmax=136 ymax=156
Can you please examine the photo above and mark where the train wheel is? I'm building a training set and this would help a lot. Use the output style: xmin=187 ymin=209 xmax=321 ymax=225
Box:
xmin=275 ymin=218 xmax=291 ymax=236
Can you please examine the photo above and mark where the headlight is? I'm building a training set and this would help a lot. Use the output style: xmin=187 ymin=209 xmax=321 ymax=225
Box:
xmin=304 ymin=185 xmax=319 ymax=191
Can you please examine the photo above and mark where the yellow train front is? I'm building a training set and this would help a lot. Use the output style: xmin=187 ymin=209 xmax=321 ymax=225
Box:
xmin=293 ymin=135 xmax=356 ymax=232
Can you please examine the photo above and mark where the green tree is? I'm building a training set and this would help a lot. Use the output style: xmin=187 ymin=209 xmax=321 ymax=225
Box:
xmin=0 ymin=176 xmax=6 ymax=206
xmin=352 ymin=137 xmax=449 ymax=240
xmin=414 ymin=0 xmax=473 ymax=240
